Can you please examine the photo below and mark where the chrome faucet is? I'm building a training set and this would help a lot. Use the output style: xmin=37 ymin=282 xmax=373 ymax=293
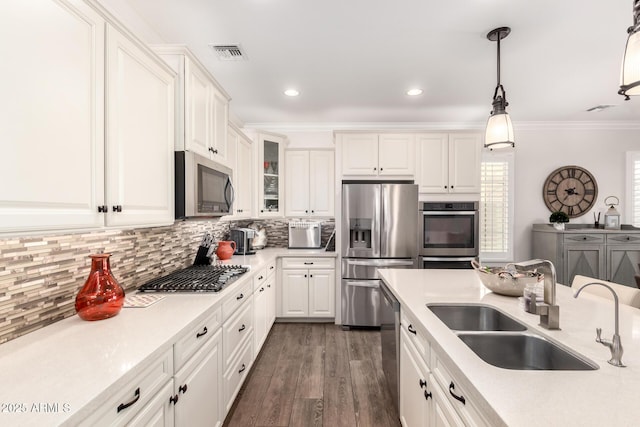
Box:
xmin=507 ymin=259 xmax=560 ymax=329
xmin=573 ymin=282 xmax=625 ymax=367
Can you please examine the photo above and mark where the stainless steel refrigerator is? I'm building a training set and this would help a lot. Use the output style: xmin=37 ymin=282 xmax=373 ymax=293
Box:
xmin=341 ymin=182 xmax=418 ymax=327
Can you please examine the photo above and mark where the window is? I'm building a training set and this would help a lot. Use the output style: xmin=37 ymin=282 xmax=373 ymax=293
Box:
xmin=627 ymin=151 xmax=640 ymax=227
xmin=480 ymin=152 xmax=514 ymax=262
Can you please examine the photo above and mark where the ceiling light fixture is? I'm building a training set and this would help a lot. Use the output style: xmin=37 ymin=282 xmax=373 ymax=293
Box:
xmin=484 ymin=27 xmax=515 ymax=150
xmin=406 ymin=88 xmax=423 ymax=96
xmin=619 ymin=1 xmax=640 ymax=100
xmin=284 ymin=89 xmax=299 ymax=97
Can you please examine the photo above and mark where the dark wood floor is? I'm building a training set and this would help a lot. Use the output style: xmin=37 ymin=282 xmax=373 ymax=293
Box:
xmin=223 ymin=323 xmax=400 ymax=427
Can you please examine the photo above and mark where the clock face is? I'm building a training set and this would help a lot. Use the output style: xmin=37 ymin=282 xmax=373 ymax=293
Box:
xmin=542 ymin=166 xmax=598 ymax=218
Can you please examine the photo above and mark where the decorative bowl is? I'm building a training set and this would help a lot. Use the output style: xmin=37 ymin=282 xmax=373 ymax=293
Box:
xmin=471 ymin=260 xmax=543 ymax=297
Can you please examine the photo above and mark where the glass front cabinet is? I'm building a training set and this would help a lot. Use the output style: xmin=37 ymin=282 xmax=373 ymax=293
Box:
xmin=258 ymin=133 xmax=286 ymax=216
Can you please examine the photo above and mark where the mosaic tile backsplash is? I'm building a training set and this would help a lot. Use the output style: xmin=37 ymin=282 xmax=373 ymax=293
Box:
xmin=0 ymin=217 xmax=334 ymax=344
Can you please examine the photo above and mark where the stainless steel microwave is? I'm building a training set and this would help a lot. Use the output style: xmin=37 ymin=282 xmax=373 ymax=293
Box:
xmin=175 ymin=151 xmax=234 ymax=218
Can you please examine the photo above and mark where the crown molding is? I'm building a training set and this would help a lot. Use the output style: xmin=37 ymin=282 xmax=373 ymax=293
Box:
xmin=241 ymin=121 xmax=640 ymax=132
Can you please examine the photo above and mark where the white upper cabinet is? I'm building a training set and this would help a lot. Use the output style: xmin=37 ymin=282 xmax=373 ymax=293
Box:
xmin=340 ymin=133 xmax=415 ymax=177
xmin=257 ymin=133 xmax=287 ymax=217
xmin=285 ymin=150 xmax=334 ymax=217
xmin=105 ymin=24 xmax=175 ymax=227
xmin=155 ymin=46 xmax=230 ymax=165
xmin=417 ymin=133 xmax=481 ymax=194
xmin=227 ymin=124 xmax=253 ymax=218
xmin=0 ymin=0 xmax=106 ymax=233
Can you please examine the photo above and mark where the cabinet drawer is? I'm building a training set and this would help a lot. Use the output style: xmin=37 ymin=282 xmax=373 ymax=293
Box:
xmin=431 ymin=352 xmax=488 ymax=426
xmin=79 ymin=348 xmax=173 ymax=426
xmin=564 ymin=233 xmax=604 ymax=243
xmin=400 ymin=308 xmax=430 ymax=367
xmin=222 ymin=279 xmax=254 ymax=321
xmin=223 ymin=298 xmax=254 ymax=369
xmin=607 ymin=234 xmax=640 ymax=244
xmin=266 ymin=260 xmax=277 ymax=277
xmin=282 ymin=257 xmax=334 ymax=269
xmin=253 ymin=266 xmax=267 ymax=292
xmin=174 ymin=306 xmax=222 ymax=372
xmin=224 ymin=337 xmax=253 ymax=412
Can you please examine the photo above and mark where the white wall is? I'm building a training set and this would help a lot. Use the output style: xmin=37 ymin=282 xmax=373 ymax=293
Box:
xmin=512 ymin=125 xmax=640 ymax=261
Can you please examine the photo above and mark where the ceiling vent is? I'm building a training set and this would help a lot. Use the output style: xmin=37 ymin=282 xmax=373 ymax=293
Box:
xmin=210 ymin=44 xmax=246 ymax=61
xmin=586 ymin=105 xmax=615 ymax=112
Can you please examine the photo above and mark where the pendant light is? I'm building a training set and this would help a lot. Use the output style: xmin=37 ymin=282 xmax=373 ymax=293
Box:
xmin=485 ymin=27 xmax=515 ymax=150
xmin=619 ymin=0 xmax=640 ymax=100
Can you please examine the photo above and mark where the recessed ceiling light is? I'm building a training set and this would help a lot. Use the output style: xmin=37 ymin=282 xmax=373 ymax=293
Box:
xmin=406 ymin=88 xmax=423 ymax=96
xmin=284 ymin=89 xmax=300 ymax=97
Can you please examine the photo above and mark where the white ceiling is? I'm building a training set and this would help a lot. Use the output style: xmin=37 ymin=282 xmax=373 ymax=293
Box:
xmin=121 ymin=0 xmax=640 ymax=126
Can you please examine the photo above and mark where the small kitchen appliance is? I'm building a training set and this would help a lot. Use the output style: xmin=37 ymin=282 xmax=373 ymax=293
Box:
xmin=288 ymin=221 xmax=322 ymax=249
xmin=230 ymin=228 xmax=256 ymax=255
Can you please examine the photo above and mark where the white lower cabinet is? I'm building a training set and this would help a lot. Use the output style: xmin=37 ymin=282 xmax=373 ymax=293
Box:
xmin=254 ymin=261 xmax=277 ymax=357
xmin=400 ymin=327 xmax=431 ymax=427
xmin=280 ymin=257 xmax=335 ymax=318
xmin=127 ymin=380 xmax=175 ymax=427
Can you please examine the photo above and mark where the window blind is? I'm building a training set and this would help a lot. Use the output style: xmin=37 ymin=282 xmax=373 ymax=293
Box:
xmin=633 ymin=155 xmax=640 ymax=227
xmin=480 ymin=161 xmax=510 ymax=254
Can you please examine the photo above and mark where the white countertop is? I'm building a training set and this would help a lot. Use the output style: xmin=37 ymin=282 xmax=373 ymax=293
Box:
xmin=0 ymin=247 xmax=335 ymax=426
xmin=378 ymin=268 xmax=640 ymax=427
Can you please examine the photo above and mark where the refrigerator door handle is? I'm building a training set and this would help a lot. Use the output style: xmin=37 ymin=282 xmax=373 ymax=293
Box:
xmin=344 ymin=280 xmax=381 ymax=289
xmin=345 ymin=259 xmax=415 ymax=267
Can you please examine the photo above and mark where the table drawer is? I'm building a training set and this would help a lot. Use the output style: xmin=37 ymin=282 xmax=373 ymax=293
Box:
xmin=607 ymin=234 xmax=640 ymax=244
xmin=281 ymin=257 xmax=334 ymax=269
xmin=223 ymin=297 xmax=254 ymax=369
xmin=564 ymin=233 xmax=604 ymax=244
xmin=174 ymin=306 xmax=222 ymax=372
xmin=222 ymin=279 xmax=254 ymax=321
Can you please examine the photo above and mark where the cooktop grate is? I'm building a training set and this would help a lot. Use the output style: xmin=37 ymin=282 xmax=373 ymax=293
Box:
xmin=137 ymin=265 xmax=249 ymax=293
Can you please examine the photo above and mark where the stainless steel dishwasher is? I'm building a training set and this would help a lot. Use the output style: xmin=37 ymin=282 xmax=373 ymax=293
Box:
xmin=380 ymin=280 xmax=400 ymax=413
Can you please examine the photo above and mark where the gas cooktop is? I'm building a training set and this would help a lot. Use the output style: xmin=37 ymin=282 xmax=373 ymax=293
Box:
xmin=137 ymin=264 xmax=250 ymax=293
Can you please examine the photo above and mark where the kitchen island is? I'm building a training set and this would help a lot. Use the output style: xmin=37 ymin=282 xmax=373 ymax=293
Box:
xmin=378 ymin=268 xmax=640 ymax=426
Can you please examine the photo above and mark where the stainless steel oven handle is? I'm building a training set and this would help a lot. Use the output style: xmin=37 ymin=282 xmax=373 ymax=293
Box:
xmin=345 ymin=259 xmax=415 ymax=267
xmin=422 ymin=257 xmax=477 ymax=262
xmin=421 ymin=211 xmax=478 ymax=216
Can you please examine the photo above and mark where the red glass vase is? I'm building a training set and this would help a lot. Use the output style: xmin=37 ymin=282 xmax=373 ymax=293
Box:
xmin=75 ymin=254 xmax=125 ymax=321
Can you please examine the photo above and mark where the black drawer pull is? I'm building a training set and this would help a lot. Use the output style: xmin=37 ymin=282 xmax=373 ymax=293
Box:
xmin=407 ymin=324 xmax=417 ymax=335
xmin=424 ymin=390 xmax=432 ymax=400
xmin=169 ymin=394 xmax=179 ymax=405
xmin=179 ymin=384 xmax=188 ymax=394
xmin=239 ymin=324 xmax=246 ymax=332
xmin=237 ymin=293 xmax=244 ymax=300
xmin=196 ymin=326 xmax=208 ymax=338
xmin=304 ymin=262 xmax=314 ymax=265
xmin=449 ymin=382 xmax=466 ymax=405
xmin=117 ymin=387 xmax=140 ymax=413
xmin=259 ymin=287 xmax=265 ymax=292
xmin=419 ymin=379 xmax=427 ymax=389
xmin=238 ymin=363 xmax=246 ymax=374
xmin=259 ymin=275 xmax=264 ymax=280
xmin=270 ymin=266 xmax=275 ymax=270
xmin=112 ymin=205 xmax=122 ymax=212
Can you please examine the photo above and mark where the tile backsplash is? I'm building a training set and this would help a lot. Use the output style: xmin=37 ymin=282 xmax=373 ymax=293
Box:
xmin=0 ymin=217 xmax=334 ymax=344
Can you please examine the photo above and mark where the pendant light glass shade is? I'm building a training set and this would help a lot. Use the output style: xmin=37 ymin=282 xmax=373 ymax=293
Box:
xmin=485 ymin=27 xmax=514 ymax=150
xmin=620 ymin=24 xmax=640 ymax=99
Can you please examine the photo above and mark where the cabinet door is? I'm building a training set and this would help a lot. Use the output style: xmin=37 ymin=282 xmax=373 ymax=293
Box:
xmin=309 ymin=151 xmax=335 ymax=217
xmin=174 ymin=329 xmax=223 ymax=427
xmin=564 ymin=244 xmax=606 ymax=285
xmin=308 ymin=269 xmax=335 ymax=317
xmin=341 ymin=134 xmax=379 ymax=176
xmin=400 ymin=329 xmax=431 ymax=427
xmin=0 ymin=0 xmax=105 ymax=232
xmin=416 ymin=134 xmax=449 ymax=194
xmin=266 ymin=275 xmax=277 ymax=328
xmin=430 ymin=378 xmax=465 ymax=427
xmin=378 ymin=134 xmax=415 ymax=176
xmin=285 ymin=151 xmax=311 ymax=216
xmin=105 ymin=24 xmax=175 ymax=227
xmin=281 ymin=269 xmax=309 ymax=317
xmin=254 ymin=283 xmax=268 ymax=356
xmin=211 ymin=89 xmax=229 ymax=162
xmin=236 ymin=135 xmax=254 ymax=217
xmin=607 ymin=245 xmax=640 ymax=286
xmin=126 ymin=380 xmax=175 ymax=427
xmin=258 ymin=134 xmax=285 ymax=216
xmin=448 ymin=134 xmax=481 ymax=193
xmin=184 ymin=57 xmax=212 ymax=158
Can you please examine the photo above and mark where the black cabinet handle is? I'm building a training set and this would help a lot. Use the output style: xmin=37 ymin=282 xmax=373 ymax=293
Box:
xmin=449 ymin=382 xmax=466 ymax=405
xmin=419 ymin=379 xmax=427 ymax=389
xmin=305 ymin=210 xmax=308 ymax=213
xmin=259 ymin=275 xmax=264 ymax=280
xmin=270 ymin=266 xmax=275 ymax=270
xmin=304 ymin=262 xmax=314 ymax=265
xmin=310 ymin=274 xmax=313 ymax=278
xmin=380 ymin=167 xmax=383 ymax=171
xmin=311 ymin=210 xmax=315 ymax=213
xmin=169 ymin=394 xmax=179 ymax=405
xmin=238 ymin=363 xmax=246 ymax=374
xmin=237 ymin=293 xmax=244 ymax=300
xmin=208 ymin=147 xmax=218 ymax=154
xmin=444 ymin=185 xmax=448 ymax=189
xmin=117 ymin=387 xmax=140 ymax=413
xmin=97 ymin=205 xmax=107 ymax=213
xmin=424 ymin=390 xmax=432 ymax=400
xmin=373 ymin=167 xmax=377 ymax=171
xmin=179 ymin=384 xmax=188 ymax=394
xmin=112 ymin=205 xmax=122 ymax=212
xmin=239 ymin=324 xmax=246 ymax=332
xmin=260 ymin=209 xmax=264 ymax=213
xmin=267 ymin=284 xmax=271 ymax=288
xmin=196 ymin=326 xmax=208 ymax=338
xmin=451 ymin=185 xmax=454 ymax=189
xmin=259 ymin=287 xmax=265 ymax=292
xmin=407 ymin=324 xmax=417 ymax=335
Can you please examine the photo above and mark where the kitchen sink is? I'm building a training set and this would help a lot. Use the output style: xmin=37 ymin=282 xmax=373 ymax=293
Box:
xmin=427 ymin=304 xmax=527 ymax=331
xmin=457 ymin=333 xmax=598 ymax=370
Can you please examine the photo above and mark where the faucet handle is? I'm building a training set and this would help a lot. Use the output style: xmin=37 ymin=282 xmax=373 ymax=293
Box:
xmin=596 ymin=327 xmax=602 ymax=342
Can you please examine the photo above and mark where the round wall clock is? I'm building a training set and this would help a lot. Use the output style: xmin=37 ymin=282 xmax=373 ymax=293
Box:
xmin=542 ymin=165 xmax=598 ymax=218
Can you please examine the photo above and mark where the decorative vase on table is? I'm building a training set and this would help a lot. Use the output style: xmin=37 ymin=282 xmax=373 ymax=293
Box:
xmin=75 ymin=254 xmax=125 ymax=321
xmin=216 ymin=241 xmax=236 ymax=260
